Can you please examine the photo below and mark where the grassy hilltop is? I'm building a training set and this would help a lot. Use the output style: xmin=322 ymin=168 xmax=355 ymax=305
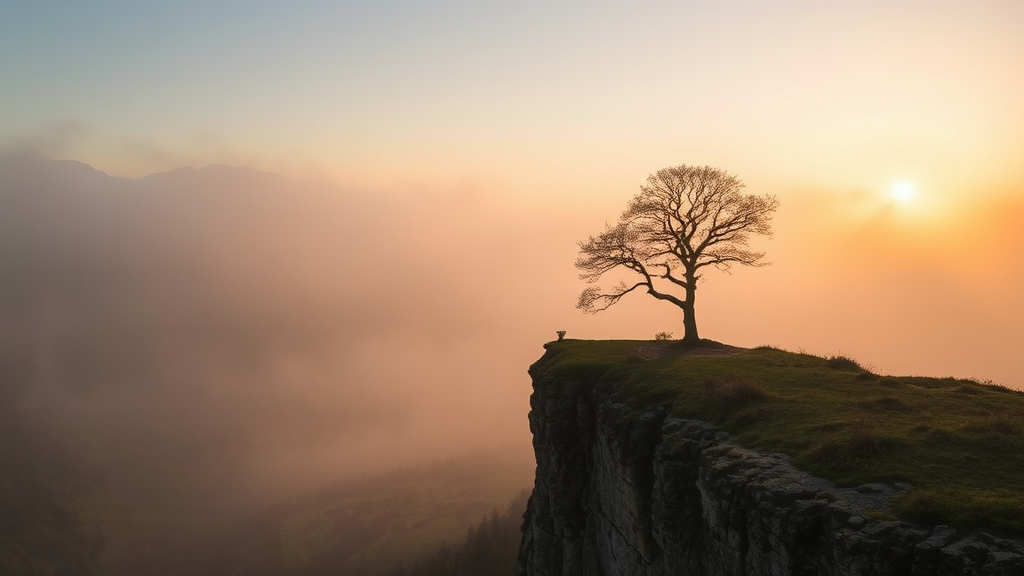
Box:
xmin=540 ymin=339 xmax=1024 ymax=536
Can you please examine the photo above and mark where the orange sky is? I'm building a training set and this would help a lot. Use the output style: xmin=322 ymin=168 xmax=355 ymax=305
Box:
xmin=2 ymin=2 xmax=1021 ymax=393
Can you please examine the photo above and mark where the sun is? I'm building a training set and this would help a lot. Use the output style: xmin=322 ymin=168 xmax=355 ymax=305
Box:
xmin=892 ymin=181 xmax=915 ymax=202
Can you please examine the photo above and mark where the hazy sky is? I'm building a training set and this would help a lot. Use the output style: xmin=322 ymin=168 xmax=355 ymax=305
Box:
xmin=3 ymin=7 xmax=1020 ymax=571
xmin=2 ymin=2 xmax=1022 ymax=389
xmin=4 ymin=2 xmax=1022 ymax=194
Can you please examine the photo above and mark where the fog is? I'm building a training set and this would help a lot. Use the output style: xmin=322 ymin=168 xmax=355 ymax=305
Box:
xmin=0 ymin=151 xmax=562 ymax=534
xmin=2 ymin=150 xmax=1020 ymax=558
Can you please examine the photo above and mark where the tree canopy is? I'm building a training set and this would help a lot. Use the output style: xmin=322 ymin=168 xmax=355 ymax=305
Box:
xmin=576 ymin=164 xmax=779 ymax=343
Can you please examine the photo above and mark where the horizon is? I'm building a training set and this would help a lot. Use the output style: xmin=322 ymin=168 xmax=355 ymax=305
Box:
xmin=1 ymin=3 xmax=1022 ymax=573
xmin=6 ymin=152 xmax=1018 ymax=389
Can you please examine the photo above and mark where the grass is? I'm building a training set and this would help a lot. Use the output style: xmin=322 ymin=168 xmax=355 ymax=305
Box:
xmin=538 ymin=339 xmax=1024 ymax=536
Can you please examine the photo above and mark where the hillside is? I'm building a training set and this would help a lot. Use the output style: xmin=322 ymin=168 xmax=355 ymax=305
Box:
xmin=519 ymin=339 xmax=1024 ymax=575
xmin=0 ymin=155 xmax=540 ymax=575
xmin=538 ymin=339 xmax=1024 ymax=535
xmin=256 ymin=449 xmax=534 ymax=576
xmin=153 ymin=448 xmax=535 ymax=576
xmin=0 ymin=421 xmax=532 ymax=576
xmin=0 ymin=413 xmax=104 ymax=575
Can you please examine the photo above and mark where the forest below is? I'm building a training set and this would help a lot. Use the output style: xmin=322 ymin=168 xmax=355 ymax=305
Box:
xmin=0 ymin=410 xmax=532 ymax=576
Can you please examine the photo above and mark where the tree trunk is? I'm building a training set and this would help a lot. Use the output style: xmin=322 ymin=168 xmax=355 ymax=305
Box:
xmin=681 ymin=280 xmax=699 ymax=344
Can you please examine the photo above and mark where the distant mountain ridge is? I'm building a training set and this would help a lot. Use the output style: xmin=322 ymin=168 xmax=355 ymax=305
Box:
xmin=0 ymin=151 xmax=537 ymax=575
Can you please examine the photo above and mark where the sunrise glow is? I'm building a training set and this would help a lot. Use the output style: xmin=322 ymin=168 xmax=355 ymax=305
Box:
xmin=1 ymin=1 xmax=1020 ymax=388
xmin=1 ymin=3 xmax=1023 ymax=572
xmin=892 ymin=181 xmax=916 ymax=203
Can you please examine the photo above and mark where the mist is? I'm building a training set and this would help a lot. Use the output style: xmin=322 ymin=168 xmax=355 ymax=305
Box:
xmin=0 ymin=151 xmax=557 ymax=537
xmin=2 ymin=148 xmax=1020 ymax=574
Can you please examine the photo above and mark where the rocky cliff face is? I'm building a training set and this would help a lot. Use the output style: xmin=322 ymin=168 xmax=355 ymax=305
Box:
xmin=517 ymin=349 xmax=1024 ymax=576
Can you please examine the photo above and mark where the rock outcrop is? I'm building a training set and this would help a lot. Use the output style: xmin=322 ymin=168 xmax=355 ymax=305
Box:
xmin=517 ymin=348 xmax=1024 ymax=576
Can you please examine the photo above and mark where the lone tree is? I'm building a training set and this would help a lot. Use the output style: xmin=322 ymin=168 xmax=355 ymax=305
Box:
xmin=576 ymin=164 xmax=779 ymax=344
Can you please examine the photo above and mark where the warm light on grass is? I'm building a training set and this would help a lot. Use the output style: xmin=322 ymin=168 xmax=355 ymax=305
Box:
xmin=540 ymin=339 xmax=1024 ymax=536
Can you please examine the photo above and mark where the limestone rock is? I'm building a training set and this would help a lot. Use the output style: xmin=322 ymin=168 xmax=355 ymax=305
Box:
xmin=517 ymin=351 xmax=1024 ymax=576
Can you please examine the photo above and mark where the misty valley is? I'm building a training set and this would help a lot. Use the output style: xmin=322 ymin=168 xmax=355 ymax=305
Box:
xmin=1 ymin=419 xmax=532 ymax=576
xmin=4 ymin=3 xmax=1023 ymax=574
xmin=3 ymin=154 xmax=1022 ymax=576
xmin=0 ymin=154 xmax=538 ymax=575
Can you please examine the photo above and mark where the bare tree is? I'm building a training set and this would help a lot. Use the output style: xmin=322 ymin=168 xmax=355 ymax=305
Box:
xmin=576 ymin=164 xmax=779 ymax=344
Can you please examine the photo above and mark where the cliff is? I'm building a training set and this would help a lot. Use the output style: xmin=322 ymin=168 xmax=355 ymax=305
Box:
xmin=517 ymin=342 xmax=1024 ymax=576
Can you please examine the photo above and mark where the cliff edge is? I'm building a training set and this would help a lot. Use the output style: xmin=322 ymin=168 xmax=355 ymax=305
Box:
xmin=517 ymin=342 xmax=1024 ymax=576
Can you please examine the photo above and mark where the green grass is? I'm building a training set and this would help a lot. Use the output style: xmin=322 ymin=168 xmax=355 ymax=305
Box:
xmin=539 ymin=339 xmax=1024 ymax=536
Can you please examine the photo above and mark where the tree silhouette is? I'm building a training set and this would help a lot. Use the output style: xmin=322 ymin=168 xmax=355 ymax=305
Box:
xmin=576 ymin=164 xmax=779 ymax=343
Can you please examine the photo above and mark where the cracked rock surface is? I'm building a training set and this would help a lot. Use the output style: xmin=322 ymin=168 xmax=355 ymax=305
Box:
xmin=516 ymin=351 xmax=1024 ymax=576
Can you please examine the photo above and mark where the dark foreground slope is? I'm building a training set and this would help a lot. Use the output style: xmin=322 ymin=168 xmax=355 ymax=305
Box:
xmin=518 ymin=340 xmax=1024 ymax=576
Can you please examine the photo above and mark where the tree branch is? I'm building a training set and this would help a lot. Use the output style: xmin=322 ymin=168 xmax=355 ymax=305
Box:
xmin=577 ymin=281 xmax=650 ymax=312
xmin=574 ymin=164 xmax=778 ymax=327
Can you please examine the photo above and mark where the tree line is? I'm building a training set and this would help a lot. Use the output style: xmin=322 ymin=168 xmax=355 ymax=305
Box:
xmin=384 ymin=489 xmax=530 ymax=576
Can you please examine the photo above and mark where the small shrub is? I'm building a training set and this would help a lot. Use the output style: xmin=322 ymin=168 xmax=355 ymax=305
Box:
xmin=826 ymin=354 xmax=862 ymax=371
xmin=654 ymin=332 xmax=673 ymax=341
xmin=556 ymin=330 xmax=566 ymax=341
xmin=970 ymin=379 xmax=1023 ymax=395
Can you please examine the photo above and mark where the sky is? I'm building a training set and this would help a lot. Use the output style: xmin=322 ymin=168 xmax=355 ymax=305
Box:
xmin=3 ymin=1 xmax=1021 ymax=195
xmin=1 ymin=5 xmax=1022 ymax=562
xmin=2 ymin=1 xmax=1022 ymax=423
